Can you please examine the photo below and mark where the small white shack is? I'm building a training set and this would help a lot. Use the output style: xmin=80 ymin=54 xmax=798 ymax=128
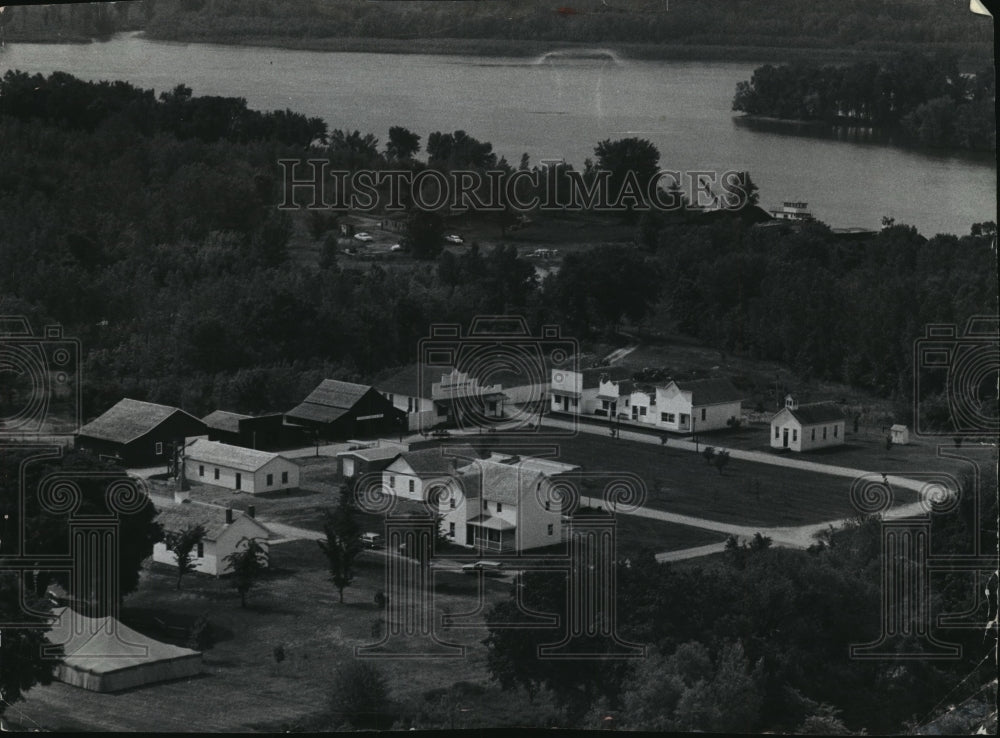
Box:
xmin=890 ymin=424 xmax=910 ymax=445
xmin=184 ymin=439 xmax=299 ymax=494
xmin=153 ymin=505 xmax=271 ymax=577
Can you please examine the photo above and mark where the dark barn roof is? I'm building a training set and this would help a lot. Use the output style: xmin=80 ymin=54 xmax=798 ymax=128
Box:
xmin=669 ymin=378 xmax=744 ymax=406
xmin=288 ymin=380 xmax=376 ymax=424
xmin=78 ymin=399 xmax=200 ymax=444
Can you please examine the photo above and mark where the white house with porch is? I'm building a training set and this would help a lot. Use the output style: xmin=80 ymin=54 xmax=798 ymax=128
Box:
xmin=770 ymin=396 xmax=846 ymax=452
xmin=435 ymin=456 xmax=573 ymax=552
xmin=654 ymin=378 xmax=743 ymax=433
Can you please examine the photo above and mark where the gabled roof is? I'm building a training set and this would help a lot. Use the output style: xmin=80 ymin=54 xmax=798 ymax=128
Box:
xmin=338 ymin=444 xmax=407 ymax=462
xmin=458 ymin=459 xmax=544 ymax=505
xmin=665 ymin=378 xmax=744 ymax=406
xmin=155 ymin=505 xmax=270 ymax=542
xmin=78 ymin=398 xmax=201 ymax=445
xmin=185 ymin=439 xmax=289 ymax=473
xmin=777 ymin=403 xmax=845 ymax=426
xmin=391 ymin=445 xmax=479 ymax=478
xmin=50 ymin=607 xmax=201 ymax=674
xmin=288 ymin=379 xmax=375 ymax=424
xmin=202 ymin=410 xmax=251 ymax=434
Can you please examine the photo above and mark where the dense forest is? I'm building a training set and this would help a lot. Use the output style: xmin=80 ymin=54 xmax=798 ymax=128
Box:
xmin=733 ymin=54 xmax=996 ymax=151
xmin=0 ymin=72 xmax=995 ymax=429
xmin=1 ymin=0 xmax=992 ymax=62
xmin=484 ymin=462 xmax=998 ymax=732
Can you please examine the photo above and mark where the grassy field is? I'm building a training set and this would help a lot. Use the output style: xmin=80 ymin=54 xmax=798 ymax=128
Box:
xmin=17 ymin=539 xmax=565 ymax=732
xmin=473 ymin=433 xmax=919 ymax=527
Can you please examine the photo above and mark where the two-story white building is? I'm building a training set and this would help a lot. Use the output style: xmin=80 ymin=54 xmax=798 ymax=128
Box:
xmin=550 ymin=366 xmax=632 ymax=416
xmin=377 ymin=364 xmax=506 ymax=431
xmin=654 ymin=378 xmax=743 ymax=433
xmin=435 ymin=456 xmax=574 ymax=552
xmin=770 ymin=396 xmax=845 ymax=452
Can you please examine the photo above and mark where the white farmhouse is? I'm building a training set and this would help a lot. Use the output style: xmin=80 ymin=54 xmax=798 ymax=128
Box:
xmin=435 ymin=456 xmax=571 ymax=552
xmin=770 ymin=396 xmax=846 ymax=452
xmin=184 ymin=439 xmax=299 ymax=494
xmin=655 ymin=378 xmax=743 ymax=433
xmin=153 ymin=505 xmax=271 ymax=576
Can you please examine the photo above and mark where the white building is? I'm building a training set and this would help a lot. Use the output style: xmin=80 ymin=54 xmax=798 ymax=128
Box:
xmin=550 ymin=366 xmax=631 ymax=416
xmin=184 ymin=439 xmax=299 ymax=494
xmin=381 ymin=445 xmax=480 ymax=503
xmin=654 ymin=378 xmax=743 ymax=433
xmin=378 ymin=364 xmax=506 ymax=431
xmin=770 ymin=396 xmax=846 ymax=452
xmin=436 ymin=456 xmax=574 ymax=552
xmin=153 ymin=505 xmax=271 ymax=576
xmin=890 ymin=424 xmax=910 ymax=445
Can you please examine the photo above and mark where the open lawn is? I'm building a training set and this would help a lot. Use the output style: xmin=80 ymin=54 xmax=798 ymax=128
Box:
xmin=16 ymin=539 xmax=564 ymax=732
xmin=472 ymin=433 xmax=919 ymax=527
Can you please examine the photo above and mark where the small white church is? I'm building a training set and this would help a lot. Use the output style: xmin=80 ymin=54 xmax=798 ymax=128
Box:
xmin=770 ymin=395 xmax=846 ymax=452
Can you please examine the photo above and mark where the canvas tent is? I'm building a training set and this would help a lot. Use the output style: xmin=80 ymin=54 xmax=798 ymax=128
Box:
xmin=49 ymin=607 xmax=202 ymax=692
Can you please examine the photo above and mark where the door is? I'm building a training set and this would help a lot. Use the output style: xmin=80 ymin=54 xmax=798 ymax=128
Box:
xmin=466 ymin=525 xmax=474 ymax=545
xmin=235 ymin=473 xmax=242 ymax=490
xmin=782 ymin=428 xmax=789 ymax=448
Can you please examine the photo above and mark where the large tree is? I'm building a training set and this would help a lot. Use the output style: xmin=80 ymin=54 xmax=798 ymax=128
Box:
xmin=164 ymin=524 xmax=205 ymax=591
xmin=317 ymin=486 xmax=363 ymax=603
xmin=224 ymin=537 xmax=269 ymax=608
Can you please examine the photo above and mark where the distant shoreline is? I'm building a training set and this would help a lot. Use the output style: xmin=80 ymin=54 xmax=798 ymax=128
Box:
xmin=4 ymin=31 xmax=991 ymax=67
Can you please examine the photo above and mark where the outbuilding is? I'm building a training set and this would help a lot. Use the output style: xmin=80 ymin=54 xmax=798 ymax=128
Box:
xmin=153 ymin=504 xmax=271 ymax=577
xmin=75 ymin=398 xmax=207 ymax=467
xmin=890 ymin=424 xmax=910 ymax=445
xmin=184 ymin=439 xmax=299 ymax=494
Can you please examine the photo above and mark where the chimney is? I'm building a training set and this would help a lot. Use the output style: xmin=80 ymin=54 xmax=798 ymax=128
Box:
xmin=248 ymin=505 xmax=255 ymax=519
xmin=225 ymin=507 xmax=233 ymax=524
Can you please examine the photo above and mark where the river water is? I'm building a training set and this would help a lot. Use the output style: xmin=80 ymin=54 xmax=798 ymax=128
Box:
xmin=2 ymin=34 xmax=994 ymax=235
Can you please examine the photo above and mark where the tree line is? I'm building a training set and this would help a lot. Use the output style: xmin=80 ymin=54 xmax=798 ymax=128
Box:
xmin=733 ymin=53 xmax=996 ymax=151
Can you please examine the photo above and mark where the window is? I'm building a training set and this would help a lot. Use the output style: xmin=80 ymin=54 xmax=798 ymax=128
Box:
xmin=547 ymin=524 xmax=554 ymax=535
xmin=199 ymin=464 xmax=205 ymax=477
xmin=155 ymin=442 xmax=163 ymax=455
xmin=701 ymin=408 xmax=706 ymax=421
xmin=834 ymin=425 xmax=839 ymax=438
xmin=389 ymin=476 xmax=395 ymax=488
xmin=281 ymin=471 xmax=288 ymax=484
xmin=792 ymin=429 xmax=798 ymax=442
xmin=449 ymin=498 xmax=455 ymax=509
xmin=408 ymin=479 xmax=415 ymax=493
xmin=571 ymin=398 xmax=578 ymax=407
xmin=266 ymin=473 xmax=273 ymax=486
xmin=196 ymin=542 xmax=204 ymax=558
xmin=774 ymin=426 xmax=779 ymax=439
xmin=662 ymin=412 xmax=675 ymax=423
xmin=483 ymin=499 xmax=488 ymax=510
xmin=407 ymin=397 xmax=414 ymax=412
xmin=811 ymin=429 xmax=815 ymax=441
xmin=545 ymin=501 xmax=551 ymax=511
xmin=602 ymin=400 xmax=610 ymax=410
xmin=496 ymin=502 xmax=503 ymax=513
xmin=639 ymin=407 xmax=647 ymax=416
xmin=214 ymin=468 xmax=220 ymax=480
xmin=235 ymin=473 xmax=242 ymax=490
xmin=823 ymin=427 xmax=827 ymax=440
xmin=449 ymin=522 xmax=455 ymax=537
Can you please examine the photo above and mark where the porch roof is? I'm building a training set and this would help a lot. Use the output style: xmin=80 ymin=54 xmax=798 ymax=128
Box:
xmin=467 ymin=514 xmax=515 ymax=531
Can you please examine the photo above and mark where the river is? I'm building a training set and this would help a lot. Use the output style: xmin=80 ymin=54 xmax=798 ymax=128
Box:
xmin=1 ymin=34 xmax=994 ymax=236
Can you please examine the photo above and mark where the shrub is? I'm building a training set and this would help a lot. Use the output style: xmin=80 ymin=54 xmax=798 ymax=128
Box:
xmin=330 ymin=661 xmax=392 ymax=729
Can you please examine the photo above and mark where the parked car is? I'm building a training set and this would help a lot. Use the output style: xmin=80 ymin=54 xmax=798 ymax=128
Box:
xmin=359 ymin=532 xmax=384 ymax=549
xmin=462 ymin=560 xmax=505 ymax=576
xmin=445 ymin=234 xmax=464 ymax=244
xmin=353 ymin=232 xmax=373 ymax=242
